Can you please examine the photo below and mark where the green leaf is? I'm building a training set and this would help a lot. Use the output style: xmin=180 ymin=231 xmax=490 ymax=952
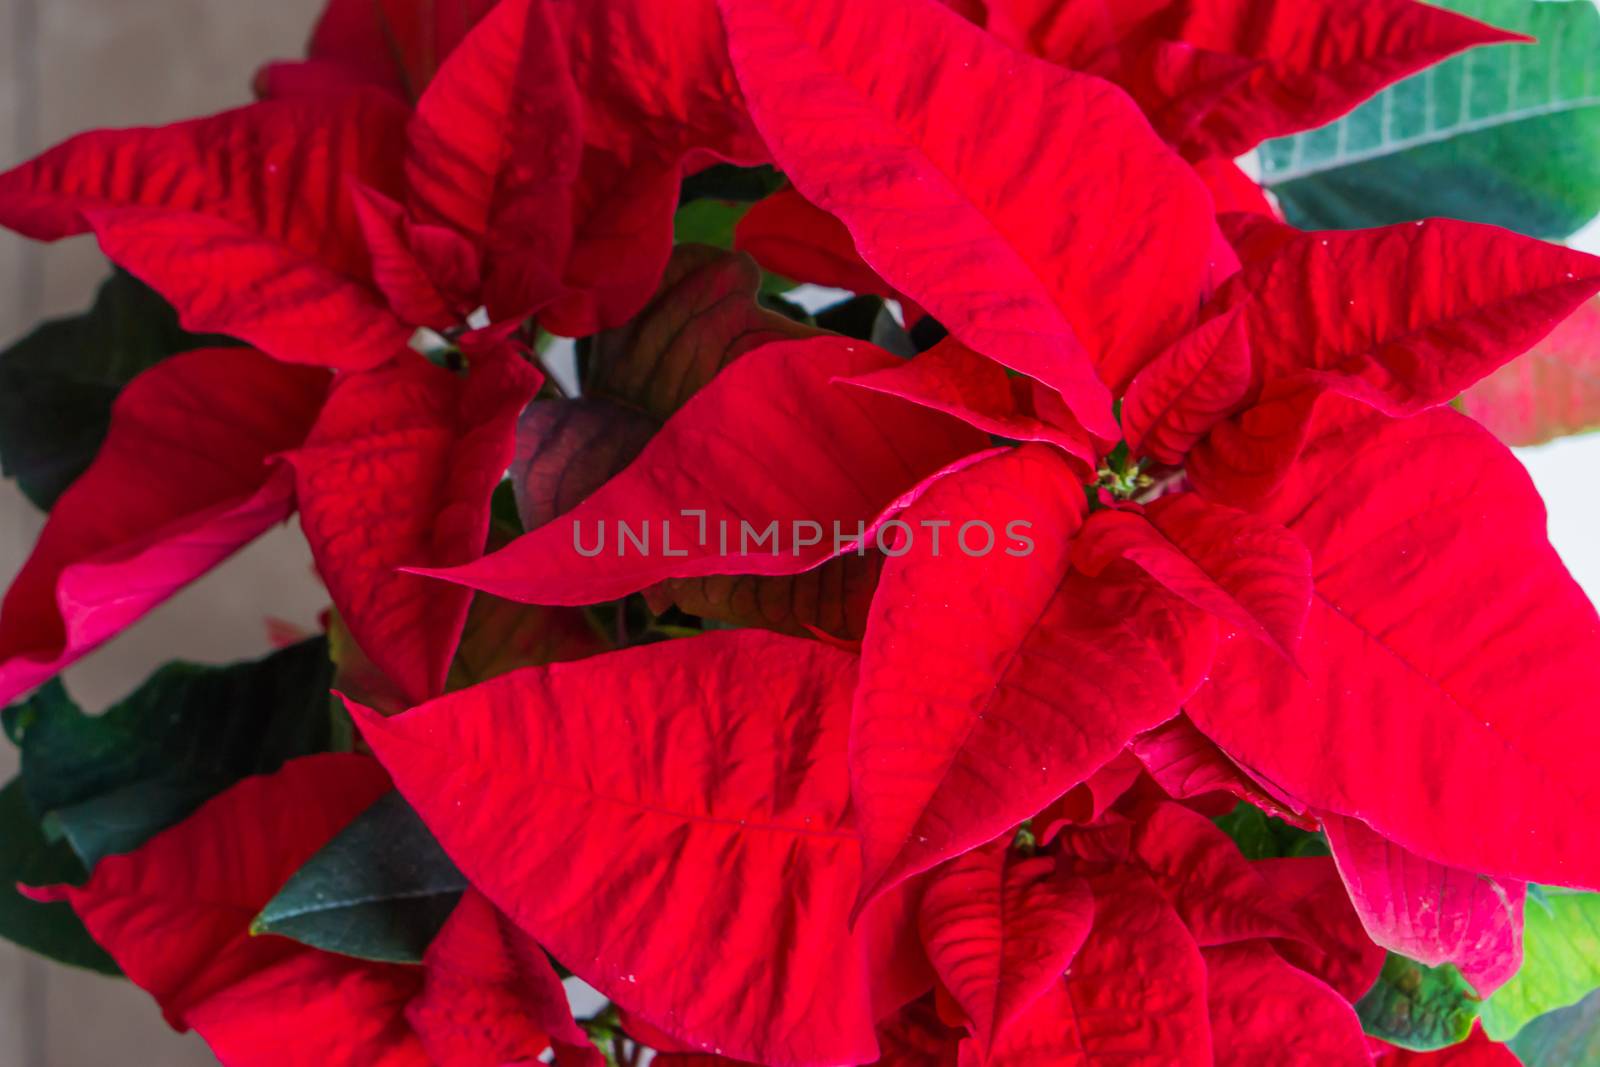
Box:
xmin=1481 ymin=889 xmax=1600 ymax=1041
xmin=1261 ymin=0 xmax=1600 ymax=240
xmin=1356 ymin=954 xmax=1481 ymax=1051
xmin=252 ymin=790 xmax=467 ymax=964
xmin=2 ymin=638 xmax=337 ymax=869
xmin=0 ymin=269 xmax=227 ymax=509
xmin=1213 ymin=801 xmax=1329 ymax=860
xmin=1510 ymin=987 xmax=1600 ymax=1067
xmin=0 ymin=778 xmax=118 ymax=974
xmin=674 ymin=198 xmax=751 ymax=249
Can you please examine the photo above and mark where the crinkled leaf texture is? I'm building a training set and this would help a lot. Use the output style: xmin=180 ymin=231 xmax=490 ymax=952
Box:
xmin=409 ymin=890 xmax=599 ymax=1067
xmin=852 ymin=445 xmax=1216 ymax=902
xmin=351 ymin=630 xmax=891 ymax=1067
xmin=1202 ymin=941 xmax=1371 ymax=1066
xmin=1324 ymin=813 xmax=1524 ymax=998
xmin=0 ymin=348 xmax=327 ymax=704
xmin=720 ymin=0 xmax=1213 ymax=437
xmin=1162 ymin=0 xmax=1522 ymax=156
xmin=973 ymin=871 xmax=1212 ymax=1066
xmin=843 ymin=341 xmax=1097 ymax=474
xmin=1075 ymin=492 xmax=1312 ymax=662
xmin=288 ymin=350 xmax=540 ymax=705
xmin=403 ymin=0 xmax=580 ymax=321
xmin=1190 ymin=400 xmax=1600 ymax=890
xmin=423 ymin=337 xmax=988 ymax=606
xmin=499 ymin=0 xmax=773 ymax=336
xmin=1209 ymin=220 xmax=1600 ymax=420
xmin=1129 ymin=802 xmax=1307 ymax=948
xmin=918 ymin=840 xmax=1094 ymax=1052
xmin=0 ymin=92 xmax=413 ymax=369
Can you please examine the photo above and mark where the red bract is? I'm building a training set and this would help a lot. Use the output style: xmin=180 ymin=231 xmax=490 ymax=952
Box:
xmin=719 ymin=0 xmax=1214 ymax=436
xmin=287 ymin=348 xmax=539 ymax=704
xmin=1323 ymin=814 xmax=1525 ymax=998
xmin=0 ymin=92 xmax=413 ymax=370
xmin=977 ymin=0 xmax=1520 ymax=157
xmin=349 ymin=630 xmax=899 ymax=1067
xmin=0 ymin=348 xmax=327 ymax=703
xmin=735 ymin=189 xmax=904 ymax=304
xmin=6 ymin=0 xmax=1600 ymax=1061
xmin=851 ymin=445 xmax=1215 ymax=902
xmin=424 ymin=336 xmax=990 ymax=605
xmin=409 ymin=890 xmax=603 ymax=1067
xmin=917 ymin=840 xmax=1094 ymax=1053
xmin=1188 ymin=400 xmax=1600 ymax=891
xmin=24 ymin=755 xmax=398 ymax=1033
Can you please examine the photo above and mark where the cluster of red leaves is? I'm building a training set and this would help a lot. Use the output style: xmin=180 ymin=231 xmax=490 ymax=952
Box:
xmin=1 ymin=0 xmax=1597 ymax=1064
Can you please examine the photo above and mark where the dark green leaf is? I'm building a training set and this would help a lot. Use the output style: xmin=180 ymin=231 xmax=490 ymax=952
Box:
xmin=1261 ymin=0 xmax=1600 ymax=240
xmin=0 ymin=269 xmax=227 ymax=509
xmin=678 ymin=163 xmax=784 ymax=205
xmin=2 ymin=638 xmax=337 ymax=868
xmin=252 ymin=790 xmax=467 ymax=964
xmin=0 ymin=778 xmax=118 ymax=974
xmin=1357 ymin=954 xmax=1481 ymax=1050
xmin=1214 ymin=802 xmax=1329 ymax=860
xmin=1511 ymin=987 xmax=1600 ymax=1066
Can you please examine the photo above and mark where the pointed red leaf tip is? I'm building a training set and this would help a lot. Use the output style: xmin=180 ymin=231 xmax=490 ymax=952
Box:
xmin=1131 ymin=802 xmax=1308 ymax=948
xmin=974 ymin=870 xmax=1212 ymax=1066
xmin=718 ymin=0 xmax=1213 ymax=438
xmin=1382 ymin=1025 xmax=1521 ymax=1066
xmin=1189 ymin=157 xmax=1277 ymax=219
xmin=1188 ymin=398 xmax=1600 ymax=891
xmin=25 ymin=755 xmax=396 ymax=1031
xmin=1121 ymin=307 xmax=1253 ymax=465
xmin=0 ymin=92 xmax=414 ymax=370
xmin=416 ymin=336 xmax=990 ymax=606
xmin=917 ymin=839 xmax=1093 ymax=1053
xmin=182 ymin=951 xmax=429 ymax=1067
xmin=288 ymin=349 xmax=538 ymax=707
xmin=1323 ymin=813 xmax=1525 ymax=999
xmin=0 ymin=348 xmax=328 ymax=704
xmin=1130 ymin=716 xmax=1312 ymax=825
xmin=409 ymin=890 xmax=603 ymax=1067
xmin=1202 ymin=942 xmax=1372 ymax=1066
xmin=405 ymin=0 xmax=580 ymax=322
xmin=1460 ymin=297 xmax=1600 ymax=447
xmin=1254 ymin=858 xmax=1388 ymax=1004
xmin=1167 ymin=0 xmax=1529 ymax=157
xmin=519 ymin=0 xmax=772 ymax=336
xmin=257 ymin=0 xmax=499 ymax=100
xmin=851 ymin=445 xmax=1217 ymax=906
xmin=734 ymin=188 xmax=902 ymax=302
xmin=350 ymin=184 xmax=482 ymax=331
xmin=1076 ymin=491 xmax=1313 ymax=663
xmin=348 ymin=630 xmax=883 ymax=1067
xmin=1218 ymin=221 xmax=1600 ymax=417
xmin=841 ymin=340 xmax=1098 ymax=475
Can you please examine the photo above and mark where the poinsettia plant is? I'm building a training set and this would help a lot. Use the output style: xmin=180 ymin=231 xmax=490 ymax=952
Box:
xmin=2 ymin=0 xmax=1599 ymax=1063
